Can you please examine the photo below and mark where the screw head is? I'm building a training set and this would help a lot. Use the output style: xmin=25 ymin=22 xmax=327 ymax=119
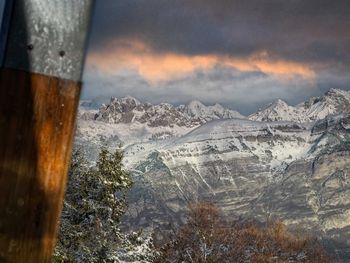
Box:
xmin=27 ymin=44 xmax=34 ymax=50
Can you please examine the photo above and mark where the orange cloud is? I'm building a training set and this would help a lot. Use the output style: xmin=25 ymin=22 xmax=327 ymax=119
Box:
xmin=86 ymin=39 xmax=315 ymax=84
xmin=223 ymin=51 xmax=315 ymax=78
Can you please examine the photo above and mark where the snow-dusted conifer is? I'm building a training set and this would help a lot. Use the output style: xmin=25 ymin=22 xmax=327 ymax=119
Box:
xmin=53 ymin=147 xmax=157 ymax=263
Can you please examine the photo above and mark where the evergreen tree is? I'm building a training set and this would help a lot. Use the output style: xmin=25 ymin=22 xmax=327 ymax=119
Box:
xmin=53 ymin=146 xmax=157 ymax=263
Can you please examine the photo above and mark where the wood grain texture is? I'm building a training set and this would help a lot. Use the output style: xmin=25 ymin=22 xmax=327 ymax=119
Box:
xmin=0 ymin=68 xmax=81 ymax=262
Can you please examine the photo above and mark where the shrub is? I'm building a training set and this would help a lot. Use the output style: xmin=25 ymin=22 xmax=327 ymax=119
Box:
xmin=155 ymin=202 xmax=332 ymax=263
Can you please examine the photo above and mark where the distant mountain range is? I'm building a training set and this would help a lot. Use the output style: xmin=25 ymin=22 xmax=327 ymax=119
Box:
xmin=249 ymin=88 xmax=350 ymax=122
xmin=81 ymin=88 xmax=350 ymax=126
xmin=76 ymin=88 xmax=350 ymax=261
xmin=80 ymin=96 xmax=244 ymax=128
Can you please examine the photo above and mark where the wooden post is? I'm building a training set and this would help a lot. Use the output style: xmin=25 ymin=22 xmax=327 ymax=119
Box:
xmin=0 ymin=1 xmax=93 ymax=262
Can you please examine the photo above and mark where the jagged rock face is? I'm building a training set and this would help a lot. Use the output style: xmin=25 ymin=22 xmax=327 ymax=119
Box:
xmin=250 ymin=151 xmax=350 ymax=260
xmin=120 ymin=114 xmax=350 ymax=261
xmin=81 ymin=96 xmax=244 ymax=128
xmin=249 ymin=89 xmax=350 ymax=123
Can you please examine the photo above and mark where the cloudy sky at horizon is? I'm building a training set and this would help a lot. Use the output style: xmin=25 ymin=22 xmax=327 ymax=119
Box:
xmin=82 ymin=0 xmax=350 ymax=114
xmin=1 ymin=1 xmax=350 ymax=114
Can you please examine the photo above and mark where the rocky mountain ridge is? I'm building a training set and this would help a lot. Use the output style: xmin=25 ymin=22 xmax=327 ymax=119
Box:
xmin=81 ymin=96 xmax=244 ymax=128
xmin=249 ymin=88 xmax=350 ymax=122
xmin=81 ymin=88 xmax=350 ymax=128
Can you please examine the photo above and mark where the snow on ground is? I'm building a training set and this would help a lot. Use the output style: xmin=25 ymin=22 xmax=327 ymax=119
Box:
xmin=157 ymin=118 xmax=313 ymax=170
xmin=78 ymin=119 xmax=196 ymax=146
xmin=77 ymin=115 xmax=329 ymax=173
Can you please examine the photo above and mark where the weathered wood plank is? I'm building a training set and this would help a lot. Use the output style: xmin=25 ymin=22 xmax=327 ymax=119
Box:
xmin=3 ymin=0 xmax=94 ymax=81
xmin=0 ymin=68 xmax=81 ymax=262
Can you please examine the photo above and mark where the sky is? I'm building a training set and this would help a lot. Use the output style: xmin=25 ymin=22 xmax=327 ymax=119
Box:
xmin=1 ymin=1 xmax=350 ymax=114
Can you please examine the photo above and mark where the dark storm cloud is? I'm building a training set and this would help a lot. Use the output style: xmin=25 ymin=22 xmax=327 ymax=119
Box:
xmin=80 ymin=0 xmax=350 ymax=113
xmin=1 ymin=0 xmax=347 ymax=113
xmin=90 ymin=0 xmax=350 ymax=64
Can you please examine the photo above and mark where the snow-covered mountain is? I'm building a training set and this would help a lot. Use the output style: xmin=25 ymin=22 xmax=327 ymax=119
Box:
xmin=178 ymin=100 xmax=244 ymax=123
xmin=81 ymin=96 xmax=244 ymax=128
xmin=298 ymin=88 xmax=350 ymax=120
xmin=75 ymin=88 xmax=350 ymax=261
xmin=249 ymin=99 xmax=309 ymax=123
xmin=249 ymin=88 xmax=350 ymax=123
xmin=121 ymin=113 xmax=350 ymax=260
xmin=77 ymin=97 xmax=245 ymax=160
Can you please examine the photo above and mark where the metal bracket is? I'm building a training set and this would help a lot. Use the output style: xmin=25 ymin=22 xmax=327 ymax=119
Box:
xmin=1 ymin=0 xmax=94 ymax=81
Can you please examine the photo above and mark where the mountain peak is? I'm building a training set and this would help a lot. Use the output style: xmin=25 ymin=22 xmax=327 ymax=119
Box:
xmin=327 ymin=88 xmax=343 ymax=94
xmin=273 ymin=98 xmax=288 ymax=105
xmin=213 ymin=103 xmax=224 ymax=109
xmin=184 ymin=100 xmax=208 ymax=117
xmin=325 ymin=88 xmax=350 ymax=99
xmin=266 ymin=99 xmax=290 ymax=109
xmin=249 ymin=99 xmax=302 ymax=122
xmin=118 ymin=96 xmax=141 ymax=105
xmin=250 ymin=89 xmax=350 ymax=123
xmin=187 ymin=100 xmax=206 ymax=108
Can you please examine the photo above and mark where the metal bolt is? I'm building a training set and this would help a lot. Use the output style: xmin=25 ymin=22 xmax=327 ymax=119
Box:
xmin=27 ymin=44 xmax=34 ymax=51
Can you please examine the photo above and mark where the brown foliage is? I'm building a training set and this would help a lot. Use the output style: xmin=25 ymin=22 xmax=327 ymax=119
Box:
xmin=155 ymin=202 xmax=332 ymax=263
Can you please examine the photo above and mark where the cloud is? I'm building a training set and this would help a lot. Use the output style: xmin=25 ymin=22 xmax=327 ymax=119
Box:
xmin=1 ymin=0 xmax=348 ymax=113
xmin=86 ymin=39 xmax=315 ymax=84
xmin=81 ymin=0 xmax=350 ymax=113
xmin=89 ymin=0 xmax=350 ymax=66
xmin=82 ymin=62 xmax=319 ymax=115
